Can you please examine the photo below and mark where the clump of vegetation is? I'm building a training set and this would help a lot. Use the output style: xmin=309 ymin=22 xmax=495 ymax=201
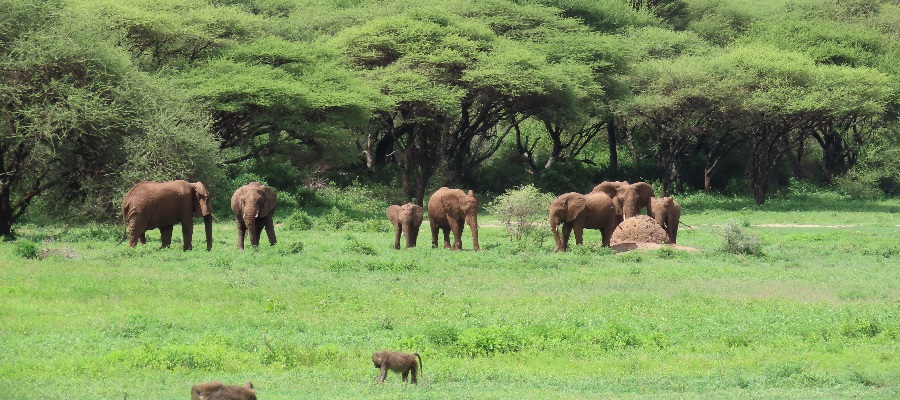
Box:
xmin=341 ymin=238 xmax=376 ymax=255
xmin=319 ymin=207 xmax=351 ymax=229
xmin=571 ymin=242 xmax=614 ymax=256
xmin=284 ymin=211 xmax=313 ymax=230
xmin=716 ymin=220 xmax=762 ymax=256
xmin=14 ymin=240 xmax=39 ymax=259
xmin=488 ymin=185 xmax=555 ymax=247
xmin=276 ymin=241 xmax=304 ymax=255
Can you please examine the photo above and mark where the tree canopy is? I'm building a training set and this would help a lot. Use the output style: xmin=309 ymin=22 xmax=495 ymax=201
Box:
xmin=1 ymin=0 xmax=898 ymax=231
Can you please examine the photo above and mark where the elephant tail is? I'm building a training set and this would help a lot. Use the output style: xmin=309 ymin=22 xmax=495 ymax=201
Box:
xmin=678 ymin=220 xmax=694 ymax=229
xmin=116 ymin=204 xmax=130 ymax=246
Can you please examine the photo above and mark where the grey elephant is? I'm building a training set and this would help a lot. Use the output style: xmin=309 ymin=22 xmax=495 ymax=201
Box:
xmin=119 ymin=180 xmax=213 ymax=251
xmin=593 ymin=181 xmax=654 ymax=220
xmin=427 ymin=187 xmax=480 ymax=251
xmin=387 ymin=203 xmax=424 ymax=249
xmin=649 ymin=196 xmax=681 ymax=244
xmin=549 ymin=191 xmax=617 ymax=252
xmin=231 ymin=182 xmax=278 ymax=250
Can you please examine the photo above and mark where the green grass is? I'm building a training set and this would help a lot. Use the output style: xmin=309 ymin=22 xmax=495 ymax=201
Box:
xmin=1 ymin=193 xmax=899 ymax=399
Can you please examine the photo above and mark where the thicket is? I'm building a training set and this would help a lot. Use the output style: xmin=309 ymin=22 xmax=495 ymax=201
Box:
xmin=1 ymin=0 xmax=898 ymax=234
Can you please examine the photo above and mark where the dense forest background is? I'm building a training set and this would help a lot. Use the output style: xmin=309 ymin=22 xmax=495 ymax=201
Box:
xmin=1 ymin=0 xmax=898 ymax=234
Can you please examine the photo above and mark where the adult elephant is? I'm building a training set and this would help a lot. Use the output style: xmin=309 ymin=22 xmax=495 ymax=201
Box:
xmin=119 ymin=180 xmax=213 ymax=251
xmin=386 ymin=203 xmax=424 ymax=249
xmin=593 ymin=181 xmax=654 ymax=220
xmin=231 ymin=182 xmax=278 ymax=250
xmin=427 ymin=187 xmax=480 ymax=251
xmin=549 ymin=191 xmax=617 ymax=252
xmin=649 ymin=196 xmax=682 ymax=244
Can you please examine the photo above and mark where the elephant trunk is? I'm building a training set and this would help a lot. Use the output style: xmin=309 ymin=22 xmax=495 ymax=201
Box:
xmin=204 ymin=214 xmax=213 ymax=251
xmin=244 ymin=214 xmax=260 ymax=247
xmin=466 ymin=214 xmax=480 ymax=251
xmin=550 ymin=219 xmax=562 ymax=252
xmin=403 ymin=221 xmax=414 ymax=248
xmin=623 ymin=197 xmax=638 ymax=219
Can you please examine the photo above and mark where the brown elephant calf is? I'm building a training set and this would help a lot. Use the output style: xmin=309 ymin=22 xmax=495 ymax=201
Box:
xmin=191 ymin=381 xmax=256 ymax=400
xmin=386 ymin=203 xmax=424 ymax=249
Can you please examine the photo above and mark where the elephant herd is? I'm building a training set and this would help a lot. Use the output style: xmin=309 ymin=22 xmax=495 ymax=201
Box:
xmin=118 ymin=180 xmax=678 ymax=252
xmin=549 ymin=181 xmax=682 ymax=252
xmin=119 ymin=180 xmax=278 ymax=251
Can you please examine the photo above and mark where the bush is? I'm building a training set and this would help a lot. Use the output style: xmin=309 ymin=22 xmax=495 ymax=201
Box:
xmin=488 ymin=185 xmax=555 ymax=247
xmin=456 ymin=326 xmax=526 ymax=357
xmin=716 ymin=220 xmax=762 ymax=256
xmin=14 ymin=240 xmax=39 ymax=259
xmin=276 ymin=241 xmax=304 ymax=255
xmin=319 ymin=207 xmax=351 ymax=229
xmin=284 ymin=211 xmax=313 ymax=230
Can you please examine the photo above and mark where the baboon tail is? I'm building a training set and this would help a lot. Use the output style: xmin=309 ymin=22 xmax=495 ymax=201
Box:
xmin=414 ymin=353 xmax=423 ymax=376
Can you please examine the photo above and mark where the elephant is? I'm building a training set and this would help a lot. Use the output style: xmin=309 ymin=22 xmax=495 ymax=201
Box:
xmin=386 ymin=203 xmax=424 ymax=249
xmin=592 ymin=181 xmax=654 ymax=220
xmin=649 ymin=196 xmax=682 ymax=244
xmin=549 ymin=191 xmax=617 ymax=252
xmin=119 ymin=180 xmax=213 ymax=251
xmin=427 ymin=187 xmax=480 ymax=251
xmin=231 ymin=182 xmax=278 ymax=250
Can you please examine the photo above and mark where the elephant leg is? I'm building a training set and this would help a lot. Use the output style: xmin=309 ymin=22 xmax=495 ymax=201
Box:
xmin=128 ymin=223 xmax=141 ymax=247
xmin=139 ymin=233 xmax=146 ymax=244
xmin=561 ymin=223 xmax=573 ymax=251
xmin=431 ymin=220 xmax=439 ymax=248
xmin=181 ymin=220 xmax=193 ymax=251
xmin=442 ymin=227 xmax=452 ymax=249
xmin=160 ymin=226 xmax=174 ymax=248
xmin=394 ymin=225 xmax=402 ymax=250
xmin=572 ymin=220 xmax=585 ymax=246
xmin=264 ymin=216 xmax=277 ymax=246
xmin=235 ymin=215 xmax=246 ymax=250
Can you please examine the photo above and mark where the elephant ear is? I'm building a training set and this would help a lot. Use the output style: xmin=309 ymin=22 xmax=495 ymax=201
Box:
xmin=634 ymin=182 xmax=655 ymax=205
xmin=409 ymin=204 xmax=424 ymax=225
xmin=441 ymin=192 xmax=463 ymax=219
xmin=191 ymin=182 xmax=211 ymax=218
xmin=594 ymin=181 xmax=624 ymax=215
xmin=386 ymin=205 xmax=401 ymax=225
xmin=565 ymin=194 xmax=587 ymax=222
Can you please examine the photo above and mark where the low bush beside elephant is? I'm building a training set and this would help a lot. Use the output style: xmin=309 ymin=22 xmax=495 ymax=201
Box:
xmin=119 ymin=180 xmax=213 ymax=251
xmin=549 ymin=191 xmax=617 ymax=252
xmin=427 ymin=187 xmax=480 ymax=251
xmin=231 ymin=182 xmax=278 ymax=250
xmin=387 ymin=203 xmax=424 ymax=249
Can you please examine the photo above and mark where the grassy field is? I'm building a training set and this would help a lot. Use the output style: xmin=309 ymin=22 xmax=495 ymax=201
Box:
xmin=1 ymin=191 xmax=899 ymax=399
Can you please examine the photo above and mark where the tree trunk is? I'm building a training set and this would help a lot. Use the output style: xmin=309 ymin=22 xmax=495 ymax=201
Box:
xmin=607 ymin=117 xmax=618 ymax=173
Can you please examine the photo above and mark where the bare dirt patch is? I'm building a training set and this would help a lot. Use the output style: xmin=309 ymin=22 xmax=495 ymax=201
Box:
xmin=610 ymin=242 xmax=699 ymax=253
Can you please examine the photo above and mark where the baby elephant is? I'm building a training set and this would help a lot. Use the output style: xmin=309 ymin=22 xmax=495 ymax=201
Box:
xmin=372 ymin=350 xmax=423 ymax=384
xmin=231 ymin=182 xmax=278 ymax=250
xmin=386 ymin=203 xmax=424 ymax=249
xmin=191 ymin=381 xmax=256 ymax=400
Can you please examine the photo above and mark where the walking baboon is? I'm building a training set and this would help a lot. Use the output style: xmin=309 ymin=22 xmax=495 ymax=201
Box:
xmin=372 ymin=351 xmax=423 ymax=384
xmin=191 ymin=381 xmax=257 ymax=400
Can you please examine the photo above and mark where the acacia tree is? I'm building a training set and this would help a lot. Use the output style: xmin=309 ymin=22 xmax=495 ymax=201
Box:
xmin=0 ymin=3 xmax=222 ymax=234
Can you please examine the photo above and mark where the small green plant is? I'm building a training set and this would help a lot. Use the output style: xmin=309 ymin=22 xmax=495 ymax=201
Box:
xmin=716 ymin=220 xmax=762 ymax=256
xmin=488 ymin=185 xmax=555 ymax=247
xmin=14 ymin=240 xmax=39 ymax=259
xmin=570 ymin=243 xmax=614 ymax=255
xmin=341 ymin=238 xmax=376 ymax=255
xmin=276 ymin=241 xmax=304 ymax=255
xmin=284 ymin=211 xmax=313 ymax=230
xmin=841 ymin=317 xmax=882 ymax=338
xmin=319 ymin=207 xmax=351 ymax=229
xmin=456 ymin=325 xmax=526 ymax=357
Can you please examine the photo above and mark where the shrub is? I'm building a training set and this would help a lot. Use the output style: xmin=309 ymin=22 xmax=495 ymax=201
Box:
xmin=456 ymin=325 xmax=526 ymax=357
xmin=276 ymin=241 xmax=304 ymax=255
xmin=284 ymin=211 xmax=313 ymax=230
xmin=488 ymin=185 xmax=554 ymax=247
xmin=319 ymin=207 xmax=351 ymax=229
xmin=841 ymin=317 xmax=882 ymax=338
xmin=341 ymin=238 xmax=377 ymax=255
xmin=14 ymin=240 xmax=39 ymax=259
xmin=716 ymin=220 xmax=762 ymax=256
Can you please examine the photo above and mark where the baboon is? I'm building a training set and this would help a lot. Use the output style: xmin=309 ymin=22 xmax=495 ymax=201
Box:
xmin=372 ymin=351 xmax=423 ymax=384
xmin=190 ymin=381 xmax=257 ymax=400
